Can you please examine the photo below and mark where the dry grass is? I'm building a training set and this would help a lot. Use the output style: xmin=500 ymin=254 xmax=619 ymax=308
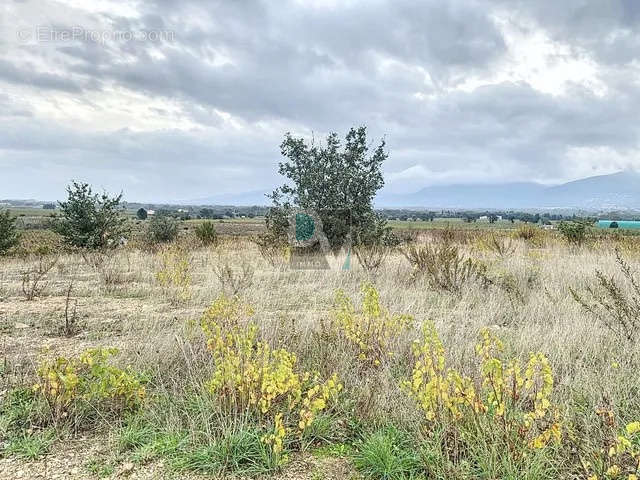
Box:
xmin=1 ymin=229 xmax=640 ymax=478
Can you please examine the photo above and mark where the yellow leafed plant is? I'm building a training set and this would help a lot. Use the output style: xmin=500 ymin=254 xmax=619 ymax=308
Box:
xmin=332 ymin=283 xmax=413 ymax=367
xmin=201 ymin=295 xmax=342 ymax=463
xmin=33 ymin=347 xmax=145 ymax=427
xmin=580 ymin=409 xmax=640 ymax=480
xmin=405 ymin=322 xmax=561 ymax=459
xmin=155 ymin=245 xmax=191 ymax=303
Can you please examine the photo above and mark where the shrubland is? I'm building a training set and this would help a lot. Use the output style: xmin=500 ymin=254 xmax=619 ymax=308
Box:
xmin=2 ymin=198 xmax=640 ymax=478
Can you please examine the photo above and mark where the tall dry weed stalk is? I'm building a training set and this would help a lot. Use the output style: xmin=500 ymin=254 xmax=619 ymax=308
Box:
xmin=353 ymin=244 xmax=390 ymax=276
xmin=21 ymin=254 xmax=58 ymax=300
xmin=571 ymin=249 xmax=640 ymax=342
xmin=401 ymin=238 xmax=484 ymax=292
xmin=214 ymin=256 xmax=254 ymax=296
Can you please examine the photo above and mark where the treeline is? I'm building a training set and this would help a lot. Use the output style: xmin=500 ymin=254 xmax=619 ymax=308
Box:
xmin=128 ymin=204 xmax=269 ymax=221
xmin=377 ymin=209 xmax=597 ymax=224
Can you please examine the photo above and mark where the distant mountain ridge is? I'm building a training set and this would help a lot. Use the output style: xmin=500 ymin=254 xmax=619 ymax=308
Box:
xmin=185 ymin=171 xmax=640 ymax=210
xmin=375 ymin=171 xmax=640 ymax=210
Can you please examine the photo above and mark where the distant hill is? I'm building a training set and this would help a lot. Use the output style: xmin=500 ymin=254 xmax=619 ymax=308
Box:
xmin=376 ymin=182 xmax=545 ymax=209
xmin=545 ymin=171 xmax=640 ymax=209
xmin=178 ymin=171 xmax=640 ymax=210
xmin=376 ymin=171 xmax=640 ymax=210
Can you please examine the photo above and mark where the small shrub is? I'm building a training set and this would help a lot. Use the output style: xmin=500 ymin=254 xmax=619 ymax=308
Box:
xmin=213 ymin=256 xmax=254 ymax=296
xmin=331 ymin=283 xmax=413 ymax=367
xmin=571 ymin=249 xmax=640 ymax=342
xmin=21 ymin=254 xmax=59 ymax=300
xmin=99 ymin=262 xmax=126 ymax=290
xmin=353 ymin=244 xmax=390 ymax=276
xmin=147 ymin=214 xmax=179 ymax=244
xmin=401 ymin=240 xmax=484 ymax=292
xmin=252 ymin=233 xmax=289 ymax=266
xmin=200 ymin=293 xmax=255 ymax=332
xmin=81 ymin=249 xmax=111 ymax=270
xmin=558 ymin=220 xmax=590 ymax=245
xmin=32 ymin=347 xmax=145 ymax=429
xmin=155 ymin=245 xmax=191 ymax=303
xmin=201 ymin=295 xmax=342 ymax=465
xmin=62 ymin=281 xmax=80 ymax=336
xmin=195 ymin=221 xmax=218 ymax=246
xmin=0 ymin=209 xmax=21 ymax=255
xmin=82 ymin=250 xmax=125 ymax=290
xmin=404 ymin=323 xmax=560 ymax=467
xmin=53 ymin=181 xmax=128 ymax=249
xmin=513 ymin=224 xmax=540 ymax=243
xmin=580 ymin=410 xmax=640 ymax=479
xmin=482 ymin=233 xmax=516 ymax=258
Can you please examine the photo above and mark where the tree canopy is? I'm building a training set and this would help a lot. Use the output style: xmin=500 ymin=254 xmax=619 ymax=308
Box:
xmin=54 ymin=181 xmax=128 ymax=249
xmin=267 ymin=126 xmax=392 ymax=249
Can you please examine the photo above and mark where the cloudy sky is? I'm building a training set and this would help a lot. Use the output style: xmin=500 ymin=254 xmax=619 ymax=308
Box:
xmin=1 ymin=0 xmax=640 ymax=202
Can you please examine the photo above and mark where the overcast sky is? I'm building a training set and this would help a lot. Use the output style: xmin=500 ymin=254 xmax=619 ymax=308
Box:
xmin=1 ymin=0 xmax=640 ymax=202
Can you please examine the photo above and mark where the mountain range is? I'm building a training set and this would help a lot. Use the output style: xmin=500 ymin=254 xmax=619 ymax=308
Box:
xmin=375 ymin=170 xmax=640 ymax=209
xmin=189 ymin=171 xmax=640 ymax=210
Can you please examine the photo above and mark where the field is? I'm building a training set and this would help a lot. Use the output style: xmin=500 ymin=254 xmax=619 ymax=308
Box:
xmin=1 ymin=225 xmax=640 ymax=479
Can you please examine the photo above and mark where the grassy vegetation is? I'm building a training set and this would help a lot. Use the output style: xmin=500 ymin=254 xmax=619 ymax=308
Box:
xmin=1 ymin=225 xmax=640 ymax=478
xmin=388 ymin=217 xmax=523 ymax=230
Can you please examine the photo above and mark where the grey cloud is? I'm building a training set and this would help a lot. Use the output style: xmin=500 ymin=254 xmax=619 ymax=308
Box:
xmin=0 ymin=59 xmax=86 ymax=92
xmin=1 ymin=0 xmax=639 ymax=201
xmin=0 ymin=118 xmax=282 ymax=201
xmin=55 ymin=0 xmax=505 ymax=124
xmin=500 ymin=0 xmax=640 ymax=66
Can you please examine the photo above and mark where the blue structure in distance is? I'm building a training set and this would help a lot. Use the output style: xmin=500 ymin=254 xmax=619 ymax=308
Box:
xmin=597 ymin=220 xmax=640 ymax=229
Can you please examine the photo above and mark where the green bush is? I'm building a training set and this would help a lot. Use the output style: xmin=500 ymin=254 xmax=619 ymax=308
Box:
xmin=0 ymin=209 xmax=21 ymax=255
xmin=557 ymin=220 xmax=590 ymax=245
xmin=147 ymin=214 xmax=179 ymax=244
xmin=53 ymin=181 xmax=129 ymax=249
xmin=194 ymin=221 xmax=218 ymax=246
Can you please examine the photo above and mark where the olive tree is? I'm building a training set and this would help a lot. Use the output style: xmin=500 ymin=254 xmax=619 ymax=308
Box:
xmin=54 ymin=181 xmax=129 ymax=249
xmin=266 ymin=126 xmax=393 ymax=249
